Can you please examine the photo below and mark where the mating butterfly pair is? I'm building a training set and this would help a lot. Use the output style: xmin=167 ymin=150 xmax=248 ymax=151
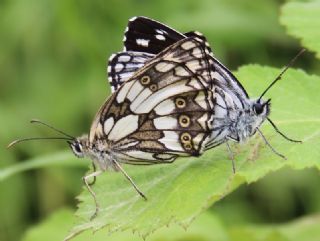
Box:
xmin=9 ymin=17 xmax=302 ymax=219
xmin=106 ymin=16 xmax=300 ymax=161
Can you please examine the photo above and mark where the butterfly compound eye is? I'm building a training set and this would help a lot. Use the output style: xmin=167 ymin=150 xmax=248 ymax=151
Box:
xmin=70 ymin=142 xmax=84 ymax=157
xmin=253 ymin=102 xmax=264 ymax=115
xmin=75 ymin=143 xmax=82 ymax=153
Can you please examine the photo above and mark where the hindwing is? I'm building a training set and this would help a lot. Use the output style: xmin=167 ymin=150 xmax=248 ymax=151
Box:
xmin=92 ymin=37 xmax=215 ymax=164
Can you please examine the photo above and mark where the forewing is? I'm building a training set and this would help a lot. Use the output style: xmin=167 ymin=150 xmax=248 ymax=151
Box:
xmin=123 ymin=16 xmax=185 ymax=53
xmin=94 ymin=37 xmax=215 ymax=164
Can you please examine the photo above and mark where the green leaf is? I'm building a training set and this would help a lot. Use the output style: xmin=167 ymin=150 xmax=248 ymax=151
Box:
xmin=23 ymin=209 xmax=228 ymax=241
xmin=22 ymin=208 xmax=320 ymax=241
xmin=66 ymin=65 xmax=320 ymax=240
xmin=280 ymin=0 xmax=320 ymax=58
xmin=0 ymin=151 xmax=86 ymax=182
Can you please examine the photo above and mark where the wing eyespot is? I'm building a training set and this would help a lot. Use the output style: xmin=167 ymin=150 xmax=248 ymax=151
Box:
xmin=179 ymin=115 xmax=191 ymax=128
xmin=180 ymin=132 xmax=192 ymax=142
xmin=183 ymin=143 xmax=193 ymax=151
xmin=140 ymin=75 xmax=151 ymax=85
xmin=175 ymin=97 xmax=186 ymax=108
xmin=149 ymin=84 xmax=158 ymax=91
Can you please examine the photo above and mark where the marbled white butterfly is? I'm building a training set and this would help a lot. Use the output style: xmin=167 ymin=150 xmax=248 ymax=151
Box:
xmin=9 ymin=36 xmax=216 ymax=219
xmin=107 ymin=16 xmax=303 ymax=169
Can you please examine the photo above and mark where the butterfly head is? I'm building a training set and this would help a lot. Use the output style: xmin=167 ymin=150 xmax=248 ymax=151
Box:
xmin=68 ymin=134 xmax=113 ymax=171
xmin=68 ymin=135 xmax=89 ymax=158
xmin=246 ymin=98 xmax=271 ymax=135
xmin=252 ymin=98 xmax=271 ymax=117
xmin=230 ymin=98 xmax=271 ymax=143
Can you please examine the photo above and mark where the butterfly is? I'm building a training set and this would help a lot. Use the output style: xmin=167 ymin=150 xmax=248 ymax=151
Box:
xmin=108 ymin=16 xmax=303 ymax=169
xmin=9 ymin=36 xmax=217 ymax=219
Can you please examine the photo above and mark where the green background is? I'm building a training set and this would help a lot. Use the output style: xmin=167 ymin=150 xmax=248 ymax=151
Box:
xmin=1 ymin=0 xmax=320 ymax=240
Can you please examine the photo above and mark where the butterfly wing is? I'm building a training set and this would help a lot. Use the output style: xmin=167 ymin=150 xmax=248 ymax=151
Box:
xmin=92 ymin=37 xmax=215 ymax=164
xmin=108 ymin=16 xmax=214 ymax=93
xmin=124 ymin=16 xmax=213 ymax=56
xmin=123 ymin=16 xmax=186 ymax=53
xmin=121 ymin=16 xmax=249 ymax=99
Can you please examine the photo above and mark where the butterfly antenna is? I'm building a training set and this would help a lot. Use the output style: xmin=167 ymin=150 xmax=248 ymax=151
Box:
xmin=7 ymin=137 xmax=73 ymax=148
xmin=30 ymin=119 xmax=75 ymax=139
xmin=267 ymin=118 xmax=302 ymax=143
xmin=258 ymin=48 xmax=306 ymax=101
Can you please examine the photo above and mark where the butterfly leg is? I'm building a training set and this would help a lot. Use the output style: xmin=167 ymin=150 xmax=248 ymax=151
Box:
xmin=226 ymin=142 xmax=236 ymax=174
xmin=88 ymin=163 xmax=97 ymax=186
xmin=256 ymin=128 xmax=287 ymax=160
xmin=113 ymin=160 xmax=147 ymax=201
xmin=83 ymin=170 xmax=103 ymax=220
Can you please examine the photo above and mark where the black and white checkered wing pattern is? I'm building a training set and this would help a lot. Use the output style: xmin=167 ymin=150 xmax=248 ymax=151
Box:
xmin=91 ymin=37 xmax=215 ymax=164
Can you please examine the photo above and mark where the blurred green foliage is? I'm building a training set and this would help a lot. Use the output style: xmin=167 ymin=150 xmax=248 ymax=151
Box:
xmin=281 ymin=1 xmax=320 ymax=58
xmin=0 ymin=0 xmax=319 ymax=241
